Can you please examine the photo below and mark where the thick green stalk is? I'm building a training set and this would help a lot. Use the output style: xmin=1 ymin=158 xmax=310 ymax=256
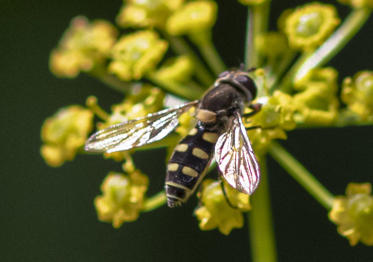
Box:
xmin=268 ymin=142 xmax=334 ymax=209
xmin=244 ymin=1 xmax=270 ymax=68
xmin=249 ymin=157 xmax=277 ymax=262
xmin=191 ymin=34 xmax=226 ymax=75
xmin=142 ymin=191 xmax=167 ymax=212
xmin=165 ymin=35 xmax=215 ymax=86
xmin=90 ymin=67 xmax=133 ymax=95
xmin=147 ymin=73 xmax=204 ymax=100
xmin=293 ymin=8 xmax=371 ymax=82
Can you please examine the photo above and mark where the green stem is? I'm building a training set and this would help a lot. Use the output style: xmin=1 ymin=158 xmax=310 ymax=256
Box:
xmin=191 ymin=33 xmax=226 ymax=75
xmin=277 ymin=52 xmax=310 ymax=93
xmin=268 ymin=50 xmax=297 ymax=92
xmin=293 ymin=8 xmax=371 ymax=82
xmin=164 ymin=35 xmax=215 ymax=86
xmin=268 ymin=142 xmax=334 ymax=209
xmin=142 ymin=191 xmax=167 ymax=212
xmin=244 ymin=1 xmax=270 ymax=69
xmin=249 ymin=156 xmax=277 ymax=262
xmin=90 ymin=67 xmax=133 ymax=95
xmin=147 ymin=73 xmax=204 ymax=100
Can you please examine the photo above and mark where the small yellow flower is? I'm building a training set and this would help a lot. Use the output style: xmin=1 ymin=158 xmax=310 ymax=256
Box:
xmin=95 ymin=170 xmax=149 ymax=228
xmin=50 ymin=16 xmax=118 ymax=78
xmin=175 ymin=107 xmax=196 ymax=138
xmin=41 ymin=105 xmax=93 ymax=167
xmin=238 ymin=0 xmax=268 ymax=6
xmin=341 ymin=71 xmax=373 ymax=122
xmin=116 ymin=0 xmax=184 ymax=29
xmin=194 ymin=179 xmax=251 ymax=235
xmin=255 ymin=32 xmax=289 ymax=59
xmin=293 ymin=67 xmax=339 ymax=125
xmin=338 ymin=0 xmax=373 ymax=8
xmin=108 ymin=30 xmax=168 ymax=81
xmin=247 ymin=91 xmax=296 ymax=154
xmin=153 ymin=56 xmax=194 ymax=83
xmin=284 ymin=3 xmax=340 ymax=51
xmin=166 ymin=1 xmax=217 ymax=36
xmin=329 ymin=183 xmax=373 ymax=246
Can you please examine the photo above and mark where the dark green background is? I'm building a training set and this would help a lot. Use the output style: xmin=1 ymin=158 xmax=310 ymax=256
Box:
xmin=1 ymin=0 xmax=373 ymax=261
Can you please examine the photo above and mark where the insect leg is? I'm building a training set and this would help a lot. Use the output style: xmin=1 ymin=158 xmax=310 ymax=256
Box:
xmin=242 ymin=103 xmax=262 ymax=118
xmin=219 ymin=180 xmax=238 ymax=209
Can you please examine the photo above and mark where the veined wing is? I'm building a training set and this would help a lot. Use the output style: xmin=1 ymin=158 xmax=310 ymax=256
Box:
xmin=85 ymin=101 xmax=199 ymax=153
xmin=215 ymin=111 xmax=260 ymax=195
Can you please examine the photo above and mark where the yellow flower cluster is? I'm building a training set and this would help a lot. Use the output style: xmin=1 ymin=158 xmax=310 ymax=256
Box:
xmin=341 ymin=71 xmax=373 ymax=122
xmin=117 ymin=0 xmax=185 ymax=29
xmin=153 ymin=56 xmax=194 ymax=83
xmin=50 ymin=16 xmax=118 ymax=78
xmin=166 ymin=1 xmax=217 ymax=36
xmin=94 ymin=168 xmax=149 ymax=228
xmin=247 ymin=91 xmax=296 ymax=154
xmin=194 ymin=179 xmax=251 ymax=235
xmin=329 ymin=183 xmax=373 ymax=246
xmin=293 ymin=67 xmax=339 ymax=125
xmin=41 ymin=105 xmax=93 ymax=167
xmin=109 ymin=30 xmax=168 ymax=81
xmin=284 ymin=3 xmax=340 ymax=51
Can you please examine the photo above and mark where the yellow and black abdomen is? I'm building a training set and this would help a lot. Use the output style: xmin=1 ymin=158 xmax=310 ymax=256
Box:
xmin=166 ymin=124 xmax=219 ymax=207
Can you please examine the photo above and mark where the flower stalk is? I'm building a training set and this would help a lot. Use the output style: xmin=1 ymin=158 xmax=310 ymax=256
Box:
xmin=142 ymin=191 xmax=167 ymax=212
xmin=268 ymin=142 xmax=334 ymax=209
xmin=249 ymin=156 xmax=277 ymax=262
xmin=165 ymin=35 xmax=215 ymax=86
xmin=192 ymin=34 xmax=227 ymax=75
xmin=244 ymin=1 xmax=270 ymax=69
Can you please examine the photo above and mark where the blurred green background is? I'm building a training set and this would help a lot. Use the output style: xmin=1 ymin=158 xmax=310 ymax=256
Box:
xmin=1 ymin=0 xmax=373 ymax=261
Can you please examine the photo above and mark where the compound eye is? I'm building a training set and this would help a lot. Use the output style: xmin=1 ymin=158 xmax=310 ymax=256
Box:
xmin=236 ymin=74 xmax=257 ymax=99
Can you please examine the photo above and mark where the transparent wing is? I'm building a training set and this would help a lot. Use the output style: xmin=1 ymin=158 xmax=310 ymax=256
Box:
xmin=215 ymin=111 xmax=260 ymax=195
xmin=85 ymin=101 xmax=199 ymax=153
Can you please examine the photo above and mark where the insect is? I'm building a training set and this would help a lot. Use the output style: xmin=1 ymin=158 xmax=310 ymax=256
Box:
xmin=85 ymin=69 xmax=261 ymax=207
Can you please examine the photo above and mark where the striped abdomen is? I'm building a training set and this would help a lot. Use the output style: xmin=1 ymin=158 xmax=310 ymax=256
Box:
xmin=166 ymin=124 xmax=219 ymax=207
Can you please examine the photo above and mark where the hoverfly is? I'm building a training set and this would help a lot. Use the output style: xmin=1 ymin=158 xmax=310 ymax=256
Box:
xmin=85 ymin=69 xmax=261 ymax=207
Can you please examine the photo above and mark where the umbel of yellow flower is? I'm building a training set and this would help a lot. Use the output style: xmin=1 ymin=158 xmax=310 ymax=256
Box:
xmin=95 ymin=171 xmax=149 ymax=228
xmin=109 ymin=30 xmax=168 ymax=81
xmin=329 ymin=183 xmax=373 ymax=246
xmin=153 ymin=56 xmax=194 ymax=83
xmin=247 ymin=90 xmax=296 ymax=154
xmin=293 ymin=67 xmax=339 ymax=125
xmin=166 ymin=1 xmax=217 ymax=37
xmin=50 ymin=16 xmax=118 ymax=78
xmin=284 ymin=3 xmax=340 ymax=51
xmin=117 ymin=0 xmax=184 ymax=29
xmin=41 ymin=105 xmax=93 ymax=167
xmin=194 ymin=179 xmax=251 ymax=235
xmin=341 ymin=71 xmax=373 ymax=122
